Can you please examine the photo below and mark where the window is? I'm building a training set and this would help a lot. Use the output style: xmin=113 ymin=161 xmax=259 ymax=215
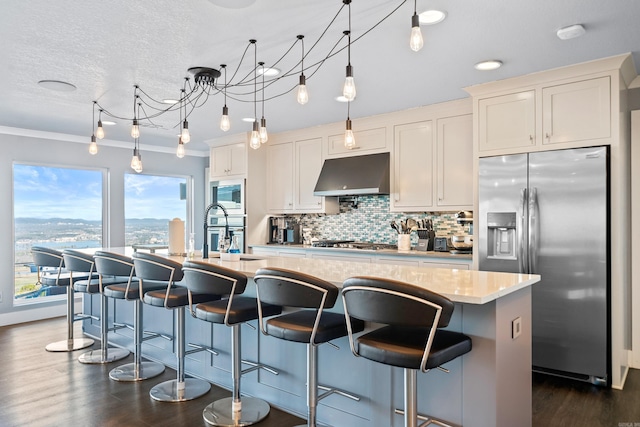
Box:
xmin=13 ymin=164 xmax=103 ymax=301
xmin=124 ymin=173 xmax=188 ymax=247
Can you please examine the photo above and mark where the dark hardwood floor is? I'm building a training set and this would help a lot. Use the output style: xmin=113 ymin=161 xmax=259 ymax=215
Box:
xmin=2 ymin=317 xmax=640 ymax=426
xmin=0 ymin=317 xmax=303 ymax=427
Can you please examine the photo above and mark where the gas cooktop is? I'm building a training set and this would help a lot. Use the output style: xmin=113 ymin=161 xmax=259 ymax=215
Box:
xmin=311 ymin=240 xmax=397 ymax=250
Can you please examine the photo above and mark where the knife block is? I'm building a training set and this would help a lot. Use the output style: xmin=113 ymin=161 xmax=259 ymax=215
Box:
xmin=416 ymin=229 xmax=435 ymax=251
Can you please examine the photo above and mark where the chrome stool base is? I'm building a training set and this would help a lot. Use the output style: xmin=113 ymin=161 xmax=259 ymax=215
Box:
xmin=203 ymin=396 xmax=271 ymax=427
xmin=78 ymin=347 xmax=129 ymax=364
xmin=109 ymin=361 xmax=165 ymax=382
xmin=45 ymin=337 xmax=94 ymax=352
xmin=150 ymin=378 xmax=211 ymax=402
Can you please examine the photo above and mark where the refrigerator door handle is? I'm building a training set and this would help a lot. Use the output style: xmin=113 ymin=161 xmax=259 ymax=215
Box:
xmin=519 ymin=188 xmax=527 ymax=274
xmin=528 ymin=187 xmax=538 ymax=273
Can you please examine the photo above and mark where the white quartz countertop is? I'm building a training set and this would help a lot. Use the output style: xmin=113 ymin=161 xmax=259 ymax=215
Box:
xmin=180 ymin=253 xmax=537 ymax=305
xmin=98 ymin=248 xmax=539 ymax=305
xmin=250 ymin=244 xmax=473 ymax=260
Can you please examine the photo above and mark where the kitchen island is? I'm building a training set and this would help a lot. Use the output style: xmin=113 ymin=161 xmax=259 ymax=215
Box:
xmin=82 ymin=251 xmax=539 ymax=427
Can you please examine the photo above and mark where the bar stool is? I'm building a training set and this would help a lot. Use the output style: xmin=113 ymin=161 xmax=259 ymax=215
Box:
xmin=254 ymin=267 xmax=365 ymax=427
xmin=183 ymin=260 xmax=282 ymax=427
xmin=60 ymin=249 xmax=131 ymax=363
xmin=94 ymin=251 xmax=166 ymax=381
xmin=341 ymin=276 xmax=472 ymax=427
xmin=133 ymin=252 xmax=218 ymax=402
xmin=30 ymin=246 xmax=94 ymax=352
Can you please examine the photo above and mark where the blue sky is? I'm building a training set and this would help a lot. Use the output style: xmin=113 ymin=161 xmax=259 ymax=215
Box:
xmin=13 ymin=164 xmax=186 ymax=221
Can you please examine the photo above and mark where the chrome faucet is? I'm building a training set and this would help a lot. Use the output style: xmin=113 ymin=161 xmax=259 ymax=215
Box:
xmin=202 ymin=203 xmax=229 ymax=259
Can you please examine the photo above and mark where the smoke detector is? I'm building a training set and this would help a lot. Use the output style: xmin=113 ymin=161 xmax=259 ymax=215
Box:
xmin=557 ymin=24 xmax=586 ymax=40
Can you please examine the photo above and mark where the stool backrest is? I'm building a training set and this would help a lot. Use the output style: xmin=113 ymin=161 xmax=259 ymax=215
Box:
xmin=183 ymin=260 xmax=247 ymax=296
xmin=183 ymin=260 xmax=247 ymax=325
xmin=62 ymin=249 xmax=95 ymax=274
xmin=132 ymin=252 xmax=184 ymax=283
xmin=94 ymin=251 xmax=135 ymax=278
xmin=342 ymin=276 xmax=454 ymax=328
xmin=253 ymin=267 xmax=339 ymax=309
xmin=31 ymin=246 xmax=64 ymax=286
xmin=31 ymin=246 xmax=64 ymax=269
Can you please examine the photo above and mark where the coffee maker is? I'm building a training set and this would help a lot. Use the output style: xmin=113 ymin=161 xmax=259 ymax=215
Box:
xmin=268 ymin=217 xmax=301 ymax=244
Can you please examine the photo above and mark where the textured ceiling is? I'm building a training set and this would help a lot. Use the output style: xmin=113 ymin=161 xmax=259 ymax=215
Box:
xmin=0 ymin=0 xmax=638 ymax=154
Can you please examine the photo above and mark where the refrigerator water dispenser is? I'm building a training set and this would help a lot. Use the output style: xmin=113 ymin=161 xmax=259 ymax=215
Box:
xmin=487 ymin=212 xmax=517 ymax=259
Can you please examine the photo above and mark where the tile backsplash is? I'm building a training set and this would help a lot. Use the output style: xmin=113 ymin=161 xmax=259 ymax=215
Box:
xmin=290 ymin=195 xmax=471 ymax=245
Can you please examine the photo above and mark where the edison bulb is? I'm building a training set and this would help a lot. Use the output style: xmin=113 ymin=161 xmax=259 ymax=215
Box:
xmin=250 ymin=122 xmax=261 ymax=149
xmin=89 ymin=136 xmax=98 ymax=155
xmin=181 ymin=121 xmax=190 ymax=143
xmin=259 ymin=118 xmax=268 ymax=144
xmin=410 ymin=25 xmax=424 ymax=52
xmin=220 ymin=106 xmax=230 ymax=132
xmin=96 ymin=121 xmax=105 ymax=139
xmin=176 ymin=142 xmax=185 ymax=158
xmin=297 ymin=74 xmax=308 ymax=105
xmin=130 ymin=120 xmax=140 ymax=138
xmin=343 ymin=76 xmax=356 ymax=101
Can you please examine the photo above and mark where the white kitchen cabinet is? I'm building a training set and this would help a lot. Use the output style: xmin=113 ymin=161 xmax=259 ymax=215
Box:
xmin=309 ymin=253 xmax=373 ymax=263
xmin=542 ymin=76 xmax=611 ymax=145
xmin=420 ymin=260 xmax=469 ymax=270
xmin=266 ymin=142 xmax=294 ymax=212
xmin=391 ymin=115 xmax=473 ymax=212
xmin=210 ymin=142 xmax=247 ymax=179
xmin=327 ymin=127 xmax=387 ymax=156
xmin=476 ymin=76 xmax=611 ymax=154
xmin=391 ymin=121 xmax=434 ymax=211
xmin=478 ymin=90 xmax=536 ymax=153
xmin=267 ymin=138 xmax=338 ymax=214
xmin=437 ymin=114 xmax=473 ymax=208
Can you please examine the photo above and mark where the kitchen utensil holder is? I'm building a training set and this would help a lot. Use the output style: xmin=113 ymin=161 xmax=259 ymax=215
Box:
xmin=397 ymin=234 xmax=411 ymax=252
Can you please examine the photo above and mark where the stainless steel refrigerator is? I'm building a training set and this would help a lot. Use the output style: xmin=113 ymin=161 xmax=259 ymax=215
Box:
xmin=478 ymin=146 xmax=609 ymax=386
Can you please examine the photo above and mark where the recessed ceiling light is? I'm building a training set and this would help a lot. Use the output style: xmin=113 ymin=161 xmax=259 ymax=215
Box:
xmin=162 ymin=99 xmax=180 ymax=104
xmin=242 ymin=117 xmax=256 ymax=123
xmin=101 ymin=120 xmax=116 ymax=126
xmin=37 ymin=80 xmax=77 ymax=92
xmin=474 ymin=60 xmax=503 ymax=71
xmin=556 ymin=24 xmax=585 ymax=40
xmin=418 ymin=10 xmax=446 ymax=25
xmin=335 ymin=95 xmax=350 ymax=103
xmin=257 ymin=67 xmax=280 ymax=77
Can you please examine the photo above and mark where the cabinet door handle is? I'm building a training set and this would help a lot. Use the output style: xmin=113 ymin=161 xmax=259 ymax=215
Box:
xmin=529 ymin=135 xmax=533 ymax=142
xmin=545 ymin=133 xmax=550 ymax=140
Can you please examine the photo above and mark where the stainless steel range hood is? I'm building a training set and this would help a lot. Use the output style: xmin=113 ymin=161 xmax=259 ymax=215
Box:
xmin=313 ymin=152 xmax=390 ymax=197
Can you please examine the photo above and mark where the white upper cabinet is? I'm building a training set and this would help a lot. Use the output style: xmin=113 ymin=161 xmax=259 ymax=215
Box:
xmin=392 ymin=121 xmax=434 ymax=211
xmin=474 ymin=75 xmax=612 ymax=155
xmin=437 ymin=114 xmax=473 ymax=208
xmin=542 ymin=76 xmax=611 ymax=145
xmin=478 ymin=90 xmax=536 ymax=152
xmin=210 ymin=142 xmax=247 ymax=179
xmin=266 ymin=142 xmax=294 ymax=212
xmin=267 ymin=136 xmax=338 ymax=214
xmin=327 ymin=127 xmax=387 ymax=156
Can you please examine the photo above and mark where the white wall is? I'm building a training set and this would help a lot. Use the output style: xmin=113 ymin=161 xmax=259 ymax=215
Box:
xmin=0 ymin=131 xmax=208 ymax=323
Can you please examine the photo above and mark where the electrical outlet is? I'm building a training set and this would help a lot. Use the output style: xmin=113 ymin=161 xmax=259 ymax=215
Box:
xmin=511 ymin=317 xmax=522 ymax=339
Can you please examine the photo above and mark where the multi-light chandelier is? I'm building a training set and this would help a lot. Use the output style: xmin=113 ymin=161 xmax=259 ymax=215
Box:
xmin=89 ymin=0 xmax=432 ymax=172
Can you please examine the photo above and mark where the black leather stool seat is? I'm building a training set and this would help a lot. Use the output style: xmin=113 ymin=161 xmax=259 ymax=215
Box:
xmin=143 ymin=286 xmax=220 ymax=308
xmin=266 ymin=310 xmax=364 ymax=344
xmin=74 ymin=276 xmax=128 ymax=294
xmin=195 ymin=297 xmax=281 ymax=325
xmin=356 ymin=326 xmax=472 ymax=370
xmin=103 ymin=280 xmax=164 ymax=300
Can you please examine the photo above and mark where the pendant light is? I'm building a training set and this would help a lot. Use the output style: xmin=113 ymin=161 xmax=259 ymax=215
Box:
xmin=219 ymin=64 xmax=231 ymax=132
xmin=249 ymin=40 xmax=261 ymax=150
xmin=130 ymin=86 xmax=140 ymax=138
xmin=344 ymin=100 xmax=356 ymax=149
xmin=95 ymin=109 xmax=105 ymax=139
xmin=410 ymin=0 xmax=424 ymax=52
xmin=342 ymin=0 xmax=356 ymax=101
xmin=259 ymin=62 xmax=268 ymax=144
xmin=180 ymin=87 xmax=190 ymax=143
xmin=176 ymin=137 xmax=185 ymax=158
xmin=296 ymin=35 xmax=309 ymax=105
xmin=131 ymin=101 xmax=143 ymax=172
xmin=89 ymin=101 xmax=98 ymax=155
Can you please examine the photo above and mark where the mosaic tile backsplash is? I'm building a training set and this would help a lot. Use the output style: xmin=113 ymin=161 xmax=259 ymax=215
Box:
xmin=290 ymin=195 xmax=472 ymax=245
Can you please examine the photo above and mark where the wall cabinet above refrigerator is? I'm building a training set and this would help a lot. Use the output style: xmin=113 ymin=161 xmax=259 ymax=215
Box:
xmin=476 ymin=77 xmax=611 ymax=155
xmin=209 ymin=141 xmax=247 ymax=179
